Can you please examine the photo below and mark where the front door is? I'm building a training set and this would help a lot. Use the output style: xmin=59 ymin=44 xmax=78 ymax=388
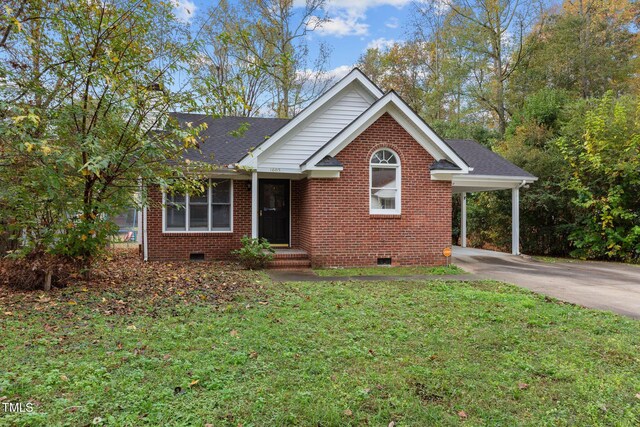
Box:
xmin=259 ymin=179 xmax=290 ymax=245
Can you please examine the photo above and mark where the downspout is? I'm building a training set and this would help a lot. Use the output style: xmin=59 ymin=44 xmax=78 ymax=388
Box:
xmin=139 ymin=178 xmax=148 ymax=262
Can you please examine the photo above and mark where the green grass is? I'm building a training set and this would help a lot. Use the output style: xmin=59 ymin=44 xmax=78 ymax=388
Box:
xmin=1 ymin=276 xmax=639 ymax=426
xmin=314 ymin=264 xmax=465 ymax=277
xmin=534 ymin=255 xmax=640 ymax=267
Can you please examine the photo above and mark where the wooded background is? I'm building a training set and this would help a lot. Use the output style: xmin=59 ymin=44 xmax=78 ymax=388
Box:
xmin=1 ymin=0 xmax=639 ymax=273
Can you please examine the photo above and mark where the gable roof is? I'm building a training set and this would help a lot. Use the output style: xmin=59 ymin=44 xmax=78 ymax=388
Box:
xmin=445 ymin=139 xmax=535 ymax=179
xmin=237 ymin=68 xmax=384 ymax=168
xmin=302 ymin=91 xmax=470 ymax=173
xmin=170 ymin=113 xmax=289 ymax=166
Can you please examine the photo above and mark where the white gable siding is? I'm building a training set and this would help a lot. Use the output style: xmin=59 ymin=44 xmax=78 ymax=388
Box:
xmin=259 ymin=88 xmax=372 ymax=169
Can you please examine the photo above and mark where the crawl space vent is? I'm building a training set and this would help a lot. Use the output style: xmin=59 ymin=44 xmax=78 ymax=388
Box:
xmin=189 ymin=253 xmax=205 ymax=261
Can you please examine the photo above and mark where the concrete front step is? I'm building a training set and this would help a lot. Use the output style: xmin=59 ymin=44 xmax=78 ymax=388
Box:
xmin=267 ymin=259 xmax=312 ymax=269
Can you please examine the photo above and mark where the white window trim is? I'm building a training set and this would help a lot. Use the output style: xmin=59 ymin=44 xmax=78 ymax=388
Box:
xmin=162 ymin=179 xmax=234 ymax=233
xmin=370 ymin=149 xmax=401 ymax=215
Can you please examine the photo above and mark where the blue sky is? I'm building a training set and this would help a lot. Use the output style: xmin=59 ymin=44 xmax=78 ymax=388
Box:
xmin=174 ymin=0 xmax=416 ymax=79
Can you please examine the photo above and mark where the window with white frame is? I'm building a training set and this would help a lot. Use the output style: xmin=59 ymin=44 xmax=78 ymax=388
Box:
xmin=370 ymin=149 xmax=400 ymax=214
xmin=165 ymin=179 xmax=232 ymax=232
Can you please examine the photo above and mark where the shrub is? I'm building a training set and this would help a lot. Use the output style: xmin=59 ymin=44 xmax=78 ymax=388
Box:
xmin=232 ymin=236 xmax=275 ymax=270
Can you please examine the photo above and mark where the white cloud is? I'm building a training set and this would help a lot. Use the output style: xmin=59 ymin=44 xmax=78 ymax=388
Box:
xmin=172 ymin=0 xmax=196 ymax=23
xmin=325 ymin=65 xmax=353 ymax=80
xmin=385 ymin=17 xmax=399 ymax=28
xmin=308 ymin=15 xmax=369 ymax=37
xmin=366 ymin=37 xmax=400 ymax=51
xmin=302 ymin=0 xmax=410 ymax=38
xmin=296 ymin=65 xmax=353 ymax=83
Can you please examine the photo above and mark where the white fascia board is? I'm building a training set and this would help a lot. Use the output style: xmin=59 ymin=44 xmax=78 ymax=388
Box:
xmin=237 ymin=69 xmax=384 ymax=168
xmin=452 ymin=175 xmax=538 ymax=188
xmin=304 ymin=92 xmax=470 ymax=173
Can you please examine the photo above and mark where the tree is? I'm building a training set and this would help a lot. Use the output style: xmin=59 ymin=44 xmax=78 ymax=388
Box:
xmin=417 ymin=0 xmax=544 ymax=136
xmin=0 ymin=0 xmax=209 ymax=281
xmin=198 ymin=0 xmax=331 ymax=118
xmin=511 ymin=0 xmax=638 ymax=101
xmin=556 ymin=93 xmax=640 ymax=261
xmin=190 ymin=0 xmax=271 ymax=116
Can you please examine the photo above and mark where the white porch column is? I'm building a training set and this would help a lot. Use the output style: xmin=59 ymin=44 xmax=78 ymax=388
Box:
xmin=251 ymin=171 xmax=258 ymax=239
xmin=460 ymin=192 xmax=467 ymax=248
xmin=512 ymin=186 xmax=520 ymax=255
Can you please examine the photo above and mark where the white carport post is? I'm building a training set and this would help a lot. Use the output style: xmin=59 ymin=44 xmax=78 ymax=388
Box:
xmin=460 ymin=192 xmax=467 ymax=248
xmin=251 ymin=171 xmax=258 ymax=239
xmin=512 ymin=186 xmax=520 ymax=255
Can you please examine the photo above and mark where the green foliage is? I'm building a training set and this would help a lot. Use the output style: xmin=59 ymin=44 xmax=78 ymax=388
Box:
xmin=232 ymin=236 xmax=275 ymax=269
xmin=556 ymin=93 xmax=640 ymax=261
xmin=0 ymin=0 xmax=211 ymax=273
xmin=2 ymin=275 xmax=639 ymax=425
xmin=463 ymin=88 xmax=578 ymax=256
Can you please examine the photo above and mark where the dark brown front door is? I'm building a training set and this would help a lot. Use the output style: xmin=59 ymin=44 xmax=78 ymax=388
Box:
xmin=259 ymin=179 xmax=290 ymax=245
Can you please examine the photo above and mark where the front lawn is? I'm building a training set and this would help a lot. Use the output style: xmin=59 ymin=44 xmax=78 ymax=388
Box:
xmin=1 ymin=255 xmax=639 ymax=426
xmin=314 ymin=264 xmax=465 ymax=277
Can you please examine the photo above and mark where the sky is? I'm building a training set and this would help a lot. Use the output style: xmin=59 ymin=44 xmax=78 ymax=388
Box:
xmin=173 ymin=0 xmax=417 ymax=80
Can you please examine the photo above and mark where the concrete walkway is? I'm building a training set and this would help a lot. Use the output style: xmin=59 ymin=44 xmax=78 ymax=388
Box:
xmin=453 ymin=246 xmax=640 ymax=319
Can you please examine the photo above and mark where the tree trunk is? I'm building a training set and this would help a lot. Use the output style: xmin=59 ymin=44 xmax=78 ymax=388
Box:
xmin=43 ymin=269 xmax=52 ymax=291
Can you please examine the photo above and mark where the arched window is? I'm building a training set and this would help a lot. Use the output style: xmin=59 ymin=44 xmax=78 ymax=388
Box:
xmin=370 ymin=149 xmax=401 ymax=214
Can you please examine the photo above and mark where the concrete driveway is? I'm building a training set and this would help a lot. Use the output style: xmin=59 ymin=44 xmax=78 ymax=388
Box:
xmin=453 ymin=246 xmax=640 ymax=319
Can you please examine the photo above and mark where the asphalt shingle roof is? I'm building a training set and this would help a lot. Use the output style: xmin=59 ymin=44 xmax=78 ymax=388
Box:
xmin=430 ymin=159 xmax=462 ymax=171
xmin=170 ymin=113 xmax=289 ymax=165
xmin=445 ymin=139 xmax=535 ymax=178
xmin=315 ymin=156 xmax=343 ymax=167
xmin=169 ymin=113 xmax=534 ymax=179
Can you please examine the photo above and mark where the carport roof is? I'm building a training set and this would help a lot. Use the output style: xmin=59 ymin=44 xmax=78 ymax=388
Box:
xmin=445 ymin=139 xmax=535 ymax=179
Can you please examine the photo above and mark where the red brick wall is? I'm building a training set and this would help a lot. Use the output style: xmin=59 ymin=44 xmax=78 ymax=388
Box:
xmin=145 ymin=113 xmax=452 ymax=265
xmin=303 ymin=112 xmax=452 ymax=267
xmin=146 ymin=180 xmax=251 ymax=261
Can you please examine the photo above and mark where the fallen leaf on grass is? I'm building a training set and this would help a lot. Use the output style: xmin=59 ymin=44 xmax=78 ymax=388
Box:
xmin=388 ymin=422 xmax=396 ymax=427
xmin=230 ymin=329 xmax=239 ymax=338
xmin=343 ymin=409 xmax=352 ymax=416
xmin=457 ymin=410 xmax=468 ymax=419
xmin=60 ymin=375 xmax=69 ymax=382
xmin=518 ymin=382 xmax=529 ymax=390
xmin=163 ymin=354 xmax=171 ymax=360
xmin=635 ymin=393 xmax=640 ymax=400
xmin=3 ymin=312 xmax=12 ymax=316
xmin=189 ymin=379 xmax=199 ymax=387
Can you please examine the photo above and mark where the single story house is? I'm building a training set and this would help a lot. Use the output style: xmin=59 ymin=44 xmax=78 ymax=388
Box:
xmin=140 ymin=69 xmax=536 ymax=267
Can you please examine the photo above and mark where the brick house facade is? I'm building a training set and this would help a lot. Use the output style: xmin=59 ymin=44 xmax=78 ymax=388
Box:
xmin=141 ymin=69 xmax=536 ymax=265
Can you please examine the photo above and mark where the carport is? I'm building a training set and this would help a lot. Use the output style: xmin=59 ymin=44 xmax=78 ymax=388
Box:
xmin=444 ymin=140 xmax=538 ymax=255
